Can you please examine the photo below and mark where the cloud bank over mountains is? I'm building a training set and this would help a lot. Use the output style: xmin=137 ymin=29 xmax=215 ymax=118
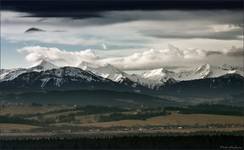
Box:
xmin=1 ymin=4 xmax=243 ymax=69
xmin=18 ymin=45 xmax=243 ymax=70
xmin=2 ymin=10 xmax=242 ymax=47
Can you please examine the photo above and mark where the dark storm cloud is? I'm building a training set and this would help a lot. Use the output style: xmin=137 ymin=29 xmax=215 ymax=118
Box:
xmin=1 ymin=0 xmax=242 ymax=19
xmin=71 ymin=10 xmax=243 ymax=26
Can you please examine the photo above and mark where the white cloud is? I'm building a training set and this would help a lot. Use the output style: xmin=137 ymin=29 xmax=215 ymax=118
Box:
xmin=18 ymin=45 xmax=242 ymax=70
xmin=18 ymin=46 xmax=98 ymax=66
xmin=210 ymin=24 xmax=241 ymax=32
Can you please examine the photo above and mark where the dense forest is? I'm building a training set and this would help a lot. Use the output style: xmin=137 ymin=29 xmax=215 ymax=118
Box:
xmin=165 ymin=104 xmax=244 ymax=116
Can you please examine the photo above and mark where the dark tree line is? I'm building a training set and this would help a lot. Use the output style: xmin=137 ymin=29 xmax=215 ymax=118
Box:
xmin=0 ymin=135 xmax=243 ymax=150
xmin=165 ymin=104 xmax=244 ymax=116
xmin=98 ymin=110 xmax=167 ymax=122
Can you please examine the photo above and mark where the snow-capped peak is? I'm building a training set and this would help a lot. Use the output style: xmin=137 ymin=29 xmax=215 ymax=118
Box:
xmin=195 ymin=64 xmax=210 ymax=72
xmin=191 ymin=63 xmax=244 ymax=79
xmin=77 ymin=62 xmax=124 ymax=82
xmin=141 ymin=68 xmax=176 ymax=87
xmin=142 ymin=68 xmax=172 ymax=78
xmin=95 ymin=64 xmax=128 ymax=82
xmin=78 ymin=61 xmax=99 ymax=71
xmin=30 ymin=59 xmax=58 ymax=71
xmin=140 ymin=63 xmax=244 ymax=89
xmin=194 ymin=64 xmax=211 ymax=78
xmin=0 ymin=60 xmax=57 ymax=82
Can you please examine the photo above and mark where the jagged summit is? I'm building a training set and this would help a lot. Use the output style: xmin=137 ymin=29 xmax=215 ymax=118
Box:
xmin=30 ymin=59 xmax=58 ymax=71
xmin=78 ymin=61 xmax=99 ymax=71
xmin=142 ymin=68 xmax=175 ymax=85
xmin=78 ymin=62 xmax=129 ymax=83
xmin=95 ymin=64 xmax=128 ymax=82
xmin=194 ymin=64 xmax=211 ymax=78
xmin=143 ymin=68 xmax=173 ymax=78
xmin=141 ymin=63 xmax=244 ymax=88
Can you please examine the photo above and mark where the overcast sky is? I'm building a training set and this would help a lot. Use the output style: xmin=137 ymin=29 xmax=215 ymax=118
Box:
xmin=1 ymin=0 xmax=243 ymax=70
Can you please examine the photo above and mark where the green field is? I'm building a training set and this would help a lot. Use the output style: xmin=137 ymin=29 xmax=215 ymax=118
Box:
xmin=0 ymin=104 xmax=244 ymax=134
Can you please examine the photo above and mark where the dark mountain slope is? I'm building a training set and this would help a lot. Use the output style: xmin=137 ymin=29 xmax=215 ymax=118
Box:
xmin=159 ymin=74 xmax=244 ymax=97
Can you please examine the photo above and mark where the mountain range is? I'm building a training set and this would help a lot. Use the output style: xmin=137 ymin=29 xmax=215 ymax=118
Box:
xmin=0 ymin=60 xmax=243 ymax=106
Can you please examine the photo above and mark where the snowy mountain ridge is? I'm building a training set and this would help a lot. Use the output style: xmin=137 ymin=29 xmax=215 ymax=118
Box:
xmin=1 ymin=60 xmax=243 ymax=90
xmin=78 ymin=61 xmax=132 ymax=83
xmin=141 ymin=64 xmax=244 ymax=87
xmin=0 ymin=59 xmax=57 ymax=82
